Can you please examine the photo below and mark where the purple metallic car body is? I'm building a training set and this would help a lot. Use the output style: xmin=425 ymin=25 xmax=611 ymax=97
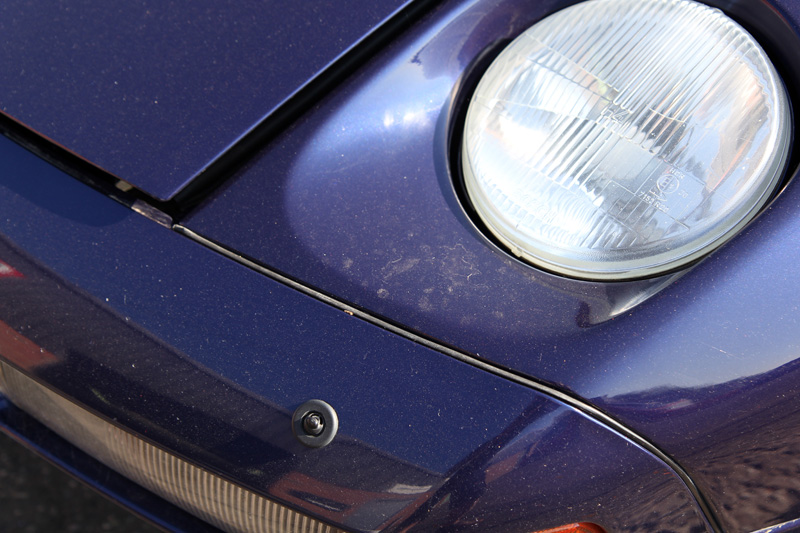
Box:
xmin=0 ymin=0 xmax=798 ymax=532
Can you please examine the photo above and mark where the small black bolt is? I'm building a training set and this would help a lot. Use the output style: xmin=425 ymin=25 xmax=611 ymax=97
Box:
xmin=292 ymin=399 xmax=338 ymax=448
xmin=302 ymin=412 xmax=325 ymax=436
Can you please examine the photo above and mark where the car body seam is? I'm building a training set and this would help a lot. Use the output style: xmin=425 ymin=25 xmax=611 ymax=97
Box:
xmin=173 ymin=223 xmax=723 ymax=533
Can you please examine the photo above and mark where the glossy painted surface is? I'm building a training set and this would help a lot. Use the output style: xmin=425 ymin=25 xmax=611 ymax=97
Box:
xmin=185 ymin=0 xmax=800 ymax=530
xmin=0 ymin=0 xmax=413 ymax=200
xmin=0 ymin=133 xmax=709 ymax=531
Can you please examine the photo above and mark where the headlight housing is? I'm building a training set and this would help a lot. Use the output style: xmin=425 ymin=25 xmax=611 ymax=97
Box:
xmin=462 ymin=0 xmax=791 ymax=280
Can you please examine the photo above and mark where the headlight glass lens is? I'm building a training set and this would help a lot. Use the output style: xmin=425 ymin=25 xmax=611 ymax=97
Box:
xmin=462 ymin=0 xmax=791 ymax=280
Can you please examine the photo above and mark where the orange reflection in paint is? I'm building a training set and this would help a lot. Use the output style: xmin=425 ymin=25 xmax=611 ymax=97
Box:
xmin=534 ymin=523 xmax=606 ymax=533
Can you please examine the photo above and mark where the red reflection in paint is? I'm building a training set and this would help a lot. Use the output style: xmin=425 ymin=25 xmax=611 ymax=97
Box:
xmin=0 ymin=259 xmax=23 ymax=279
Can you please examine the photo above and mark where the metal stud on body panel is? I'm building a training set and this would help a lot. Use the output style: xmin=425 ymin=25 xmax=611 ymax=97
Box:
xmin=292 ymin=399 xmax=338 ymax=448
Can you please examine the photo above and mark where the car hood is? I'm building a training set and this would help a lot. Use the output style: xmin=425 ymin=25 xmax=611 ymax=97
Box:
xmin=0 ymin=0 xmax=416 ymax=200
xmin=182 ymin=0 xmax=800 ymax=529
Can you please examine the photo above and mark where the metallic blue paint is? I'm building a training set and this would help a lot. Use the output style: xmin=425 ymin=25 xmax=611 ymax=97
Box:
xmin=0 ymin=0 xmax=798 ymax=531
xmin=0 ymin=133 xmax=708 ymax=530
xmin=185 ymin=0 xmax=800 ymax=530
xmin=0 ymin=0 xmax=414 ymax=200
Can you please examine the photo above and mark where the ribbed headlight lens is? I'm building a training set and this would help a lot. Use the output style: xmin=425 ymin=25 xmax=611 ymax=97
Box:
xmin=462 ymin=0 xmax=791 ymax=280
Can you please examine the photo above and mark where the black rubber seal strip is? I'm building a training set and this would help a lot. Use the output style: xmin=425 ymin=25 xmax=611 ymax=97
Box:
xmin=173 ymin=224 xmax=723 ymax=533
xmin=0 ymin=0 xmax=445 ymax=223
xmin=168 ymin=0 xmax=445 ymax=219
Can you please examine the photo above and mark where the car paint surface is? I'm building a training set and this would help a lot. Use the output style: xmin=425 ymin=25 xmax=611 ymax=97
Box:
xmin=0 ymin=0 xmax=417 ymax=200
xmin=184 ymin=0 xmax=800 ymax=530
xmin=0 ymin=0 xmax=798 ymax=531
xmin=0 ymin=132 xmax=710 ymax=531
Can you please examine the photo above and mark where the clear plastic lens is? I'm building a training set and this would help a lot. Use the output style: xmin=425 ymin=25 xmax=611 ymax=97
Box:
xmin=0 ymin=362 xmax=342 ymax=533
xmin=462 ymin=0 xmax=791 ymax=280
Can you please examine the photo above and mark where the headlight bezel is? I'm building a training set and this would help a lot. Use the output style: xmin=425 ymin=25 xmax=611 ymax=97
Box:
xmin=451 ymin=0 xmax=798 ymax=283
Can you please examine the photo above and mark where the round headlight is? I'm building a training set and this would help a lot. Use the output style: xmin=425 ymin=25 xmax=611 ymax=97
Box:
xmin=462 ymin=0 xmax=791 ymax=280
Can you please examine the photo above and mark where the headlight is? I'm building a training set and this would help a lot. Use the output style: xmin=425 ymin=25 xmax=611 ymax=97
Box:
xmin=462 ymin=0 xmax=791 ymax=280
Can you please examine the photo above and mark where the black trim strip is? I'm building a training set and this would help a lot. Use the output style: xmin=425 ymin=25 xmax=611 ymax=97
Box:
xmin=0 ymin=0 xmax=444 ymax=221
xmin=169 ymin=0 xmax=444 ymax=219
xmin=173 ymin=224 xmax=723 ymax=533
xmin=0 ymin=112 xmax=147 ymax=212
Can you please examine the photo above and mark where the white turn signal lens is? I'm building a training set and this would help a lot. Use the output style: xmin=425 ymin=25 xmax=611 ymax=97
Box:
xmin=0 ymin=362 xmax=343 ymax=533
xmin=462 ymin=0 xmax=791 ymax=280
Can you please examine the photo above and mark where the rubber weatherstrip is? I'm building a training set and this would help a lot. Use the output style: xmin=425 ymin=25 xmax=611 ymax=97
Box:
xmin=0 ymin=0 xmax=445 ymax=223
xmin=172 ymin=224 xmax=723 ymax=533
xmin=169 ymin=0 xmax=444 ymax=218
